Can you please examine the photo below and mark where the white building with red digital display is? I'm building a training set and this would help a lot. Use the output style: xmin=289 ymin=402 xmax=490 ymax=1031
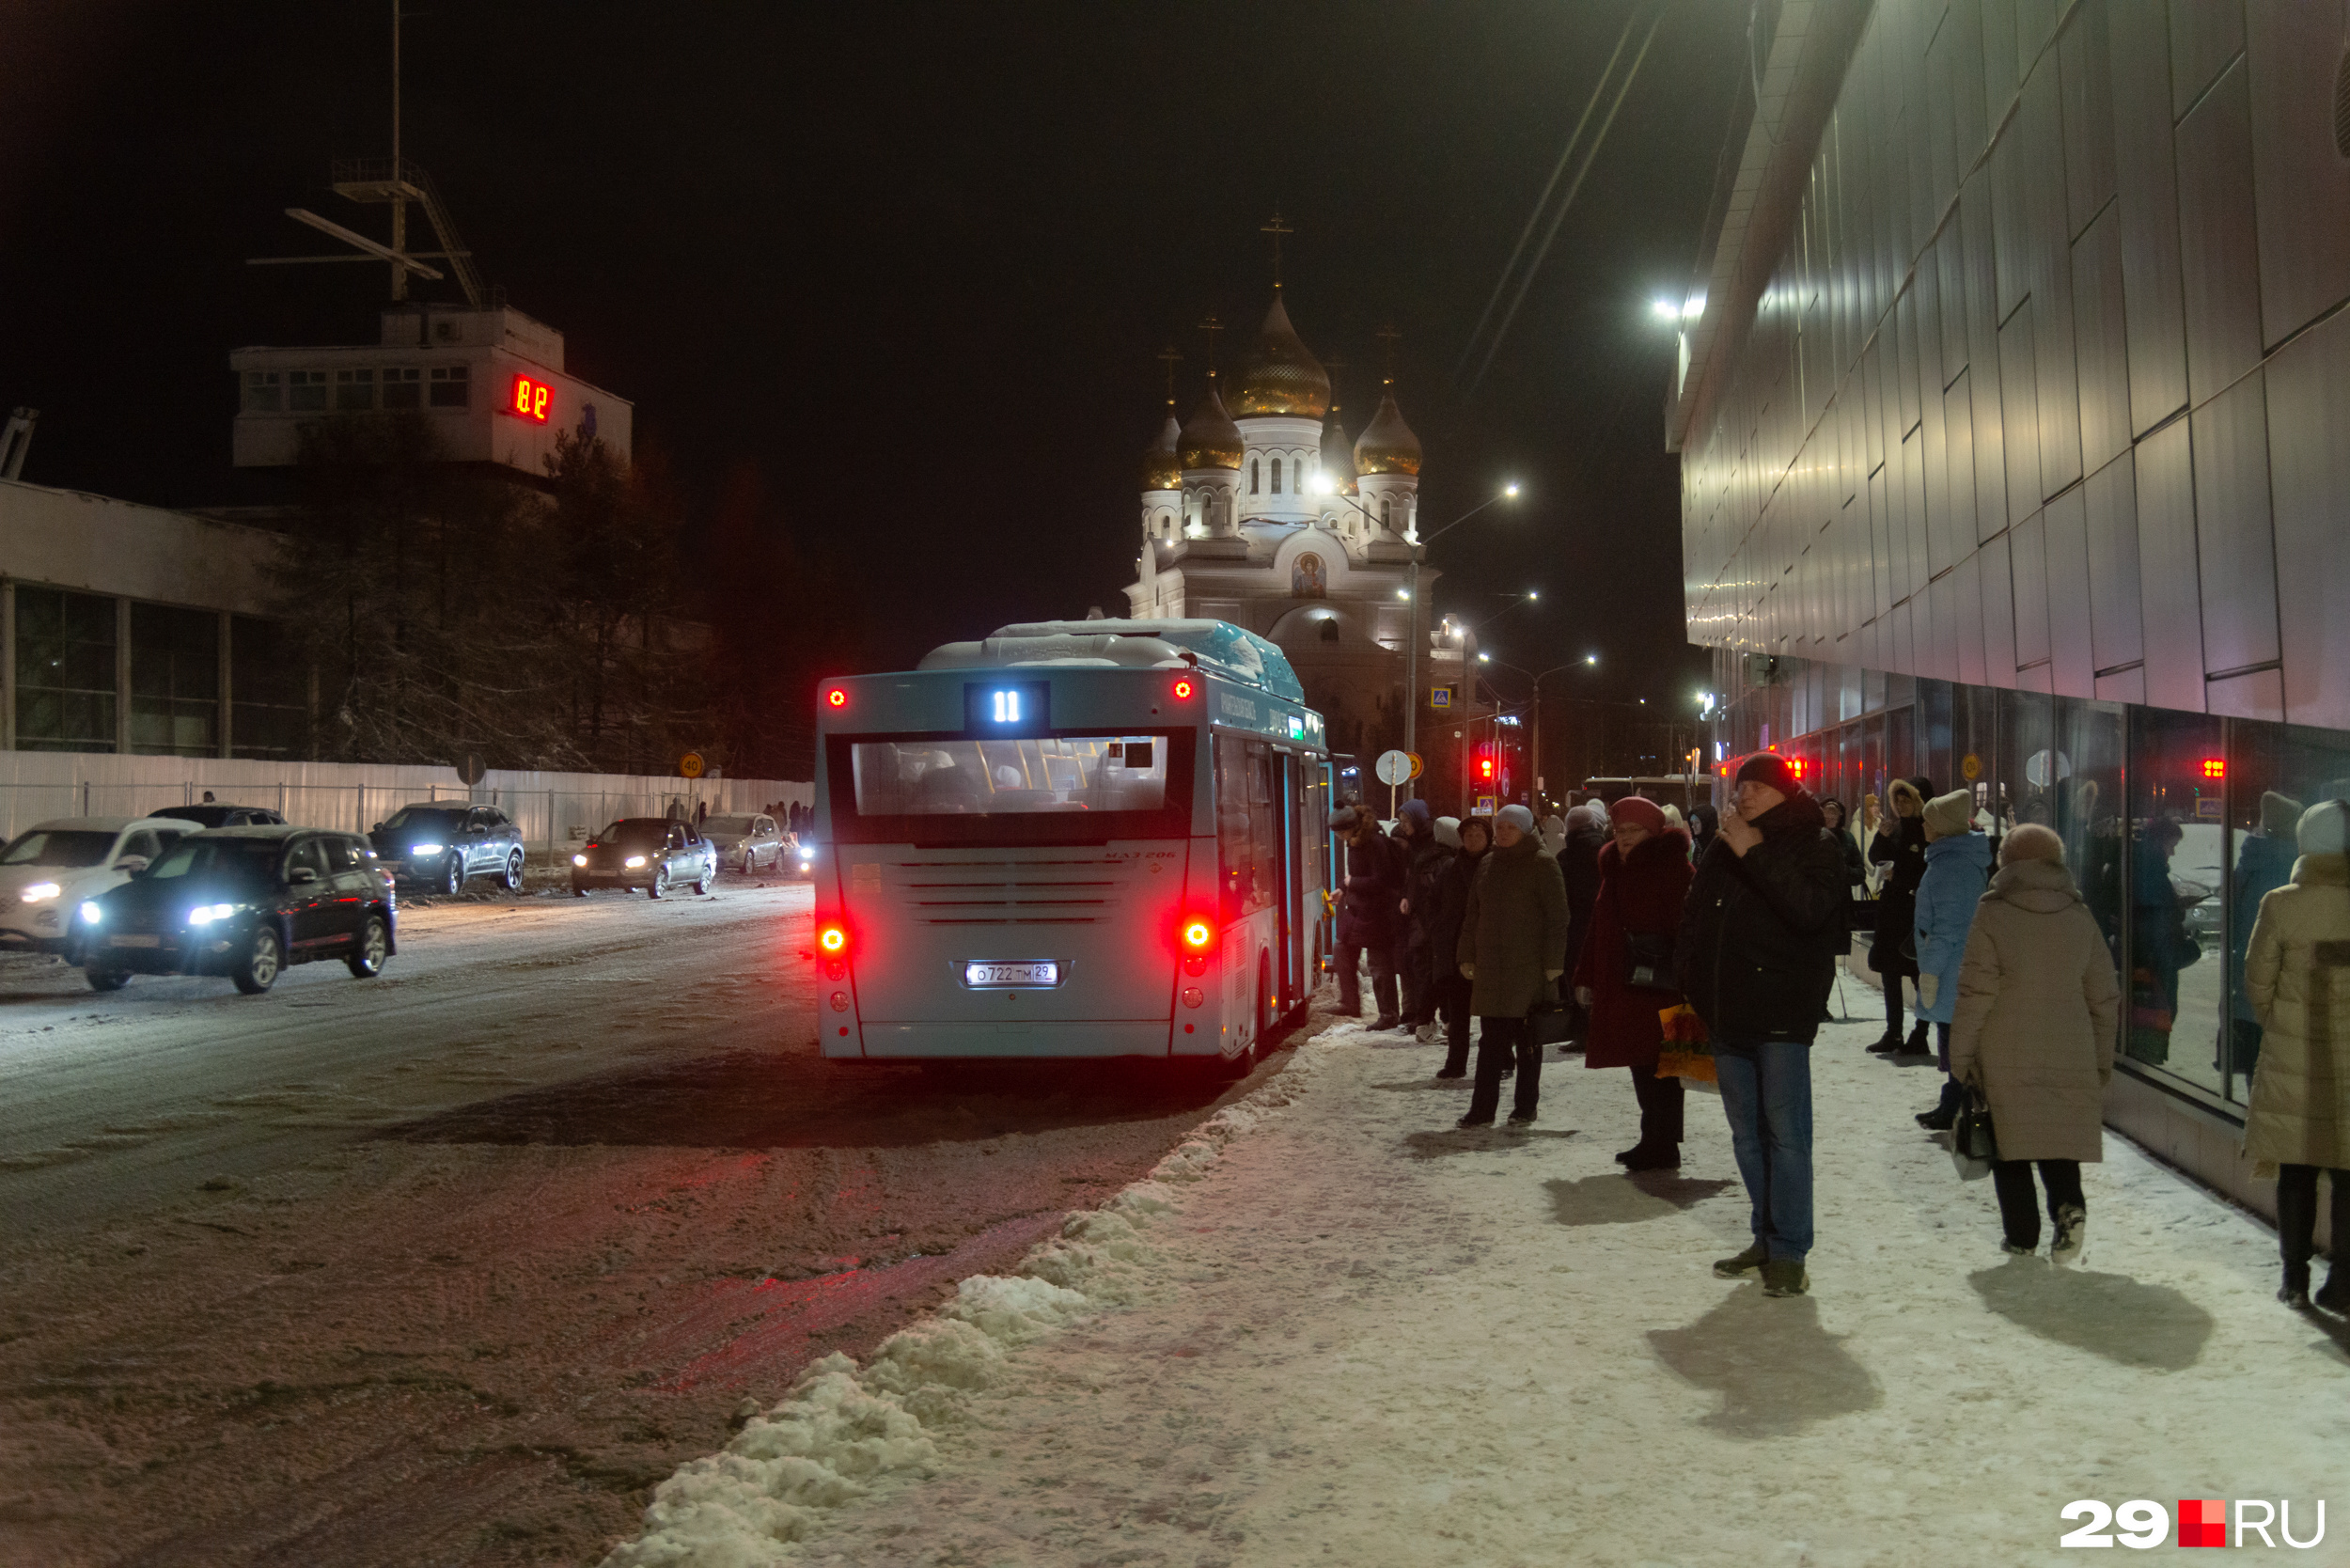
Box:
xmin=227 ymin=302 xmax=632 ymax=481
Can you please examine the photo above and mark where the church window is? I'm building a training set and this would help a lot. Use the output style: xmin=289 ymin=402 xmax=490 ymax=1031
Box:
xmin=1380 ymin=497 xmax=1392 ymax=530
xmin=1249 ymin=459 xmax=1261 ymax=494
xmin=1270 ymin=457 xmax=1282 ymax=494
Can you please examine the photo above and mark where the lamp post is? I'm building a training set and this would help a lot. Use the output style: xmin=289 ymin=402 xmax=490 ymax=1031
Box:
xmin=1310 ymin=475 xmax=1518 ymax=800
xmin=1478 ymin=653 xmax=1584 ymax=807
xmin=1442 ymin=591 xmax=1541 ymax=813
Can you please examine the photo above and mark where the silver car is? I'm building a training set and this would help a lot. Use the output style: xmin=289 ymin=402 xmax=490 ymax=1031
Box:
xmin=701 ymin=813 xmax=789 ymax=876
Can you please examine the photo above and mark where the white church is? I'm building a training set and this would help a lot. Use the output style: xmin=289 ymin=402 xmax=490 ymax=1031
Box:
xmin=1120 ymin=285 xmax=1465 ymax=770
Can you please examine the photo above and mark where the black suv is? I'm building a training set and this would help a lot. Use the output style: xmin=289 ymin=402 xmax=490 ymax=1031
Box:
xmin=149 ymin=803 xmax=289 ymax=830
xmin=369 ymin=803 xmax=525 ymax=894
xmin=78 ymin=826 xmax=397 ymax=995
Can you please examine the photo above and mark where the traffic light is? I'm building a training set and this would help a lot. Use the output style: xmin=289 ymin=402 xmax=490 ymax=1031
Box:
xmin=1477 ymin=748 xmax=1496 ymax=783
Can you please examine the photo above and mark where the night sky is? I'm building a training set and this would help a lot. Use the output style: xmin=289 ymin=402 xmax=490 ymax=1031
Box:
xmin=0 ymin=1 xmax=1742 ymax=725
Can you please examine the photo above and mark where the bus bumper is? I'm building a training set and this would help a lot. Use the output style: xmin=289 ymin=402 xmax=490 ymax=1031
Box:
xmin=842 ymin=1021 xmax=1177 ymax=1058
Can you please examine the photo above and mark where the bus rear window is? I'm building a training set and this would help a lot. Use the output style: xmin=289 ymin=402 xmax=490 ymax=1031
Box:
xmin=850 ymin=737 xmax=1168 ymax=816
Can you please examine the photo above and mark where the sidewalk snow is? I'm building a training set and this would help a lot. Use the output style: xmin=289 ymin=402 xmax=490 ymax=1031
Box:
xmin=603 ymin=1014 xmax=2350 ymax=1566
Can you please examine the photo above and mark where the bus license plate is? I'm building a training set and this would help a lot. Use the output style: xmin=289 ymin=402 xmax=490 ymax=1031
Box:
xmin=964 ymin=961 xmax=1058 ymax=988
xmin=108 ymin=934 xmax=161 ymax=949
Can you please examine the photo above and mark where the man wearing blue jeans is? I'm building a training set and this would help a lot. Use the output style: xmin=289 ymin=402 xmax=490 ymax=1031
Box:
xmin=1676 ymin=754 xmax=1848 ymax=1296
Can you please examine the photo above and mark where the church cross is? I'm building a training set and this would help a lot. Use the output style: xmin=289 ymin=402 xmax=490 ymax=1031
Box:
xmin=1155 ymin=344 xmax=1183 ymax=404
xmin=1198 ymin=313 xmax=1224 ymax=375
xmin=1376 ymin=323 xmax=1402 ymax=382
xmin=1261 ymin=211 xmax=1293 ymax=286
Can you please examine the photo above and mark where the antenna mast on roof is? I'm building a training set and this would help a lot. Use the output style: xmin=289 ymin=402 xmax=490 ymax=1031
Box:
xmin=244 ymin=1 xmax=486 ymax=309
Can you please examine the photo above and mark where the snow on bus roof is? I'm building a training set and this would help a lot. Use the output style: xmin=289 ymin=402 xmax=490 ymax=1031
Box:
xmin=919 ymin=619 xmax=1305 ymax=703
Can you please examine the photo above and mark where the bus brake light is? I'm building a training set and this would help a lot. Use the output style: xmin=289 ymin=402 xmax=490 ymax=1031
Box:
xmin=1172 ymin=678 xmax=1196 ymax=701
xmin=1182 ymin=918 xmax=1214 ymax=951
xmin=818 ymin=924 xmax=848 ymax=954
xmin=824 ymin=686 xmax=848 ymax=710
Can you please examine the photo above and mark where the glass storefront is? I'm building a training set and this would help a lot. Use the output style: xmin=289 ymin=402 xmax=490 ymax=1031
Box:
xmin=1714 ymin=651 xmax=2350 ymax=1122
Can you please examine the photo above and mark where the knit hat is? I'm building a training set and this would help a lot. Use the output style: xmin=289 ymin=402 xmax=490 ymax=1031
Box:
xmin=1568 ymin=801 xmax=1607 ymax=832
xmin=1923 ymin=790 xmax=1974 ymax=839
xmin=2262 ymin=790 xmax=2306 ymax=839
xmin=1608 ymin=795 xmax=1668 ymax=835
xmin=1733 ymin=752 xmax=1801 ymax=794
xmin=1496 ymin=803 xmax=1535 ymax=835
xmin=2298 ymin=800 xmax=2350 ymax=857
xmin=1434 ymin=815 xmax=1462 ymax=850
xmin=1400 ymin=798 xmax=1432 ymax=828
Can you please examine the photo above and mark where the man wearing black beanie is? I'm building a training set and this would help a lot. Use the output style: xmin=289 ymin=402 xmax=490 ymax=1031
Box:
xmin=1675 ymin=751 xmax=1848 ymax=1298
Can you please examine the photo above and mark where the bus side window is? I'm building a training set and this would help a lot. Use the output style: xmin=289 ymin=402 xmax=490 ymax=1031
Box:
xmin=1217 ymin=736 xmax=1254 ymax=921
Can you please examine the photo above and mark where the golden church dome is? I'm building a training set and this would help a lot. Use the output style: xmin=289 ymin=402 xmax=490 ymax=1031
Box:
xmin=1179 ymin=382 xmax=1244 ymax=471
xmin=1140 ymin=411 xmax=1182 ymax=491
xmin=1318 ymin=405 xmax=1356 ymax=495
xmin=1353 ymin=388 xmax=1422 ymax=477
xmin=1228 ymin=291 xmax=1331 ymax=418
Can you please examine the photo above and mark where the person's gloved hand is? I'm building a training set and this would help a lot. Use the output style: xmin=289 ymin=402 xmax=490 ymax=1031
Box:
xmin=1575 ymin=986 xmax=1594 ymax=1009
xmin=1459 ymin=963 xmax=1475 ymax=980
xmin=1919 ymin=973 xmax=1939 ymax=1010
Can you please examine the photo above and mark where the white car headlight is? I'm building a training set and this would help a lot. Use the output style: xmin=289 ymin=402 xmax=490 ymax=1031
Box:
xmin=409 ymin=842 xmax=445 ymax=856
xmin=624 ymin=855 xmax=648 ymax=869
xmin=187 ymin=902 xmax=237 ymax=926
xmin=20 ymin=882 xmax=60 ymax=902
xmin=572 ymin=854 xmax=588 ymax=867
xmin=79 ymin=902 xmax=102 ymax=925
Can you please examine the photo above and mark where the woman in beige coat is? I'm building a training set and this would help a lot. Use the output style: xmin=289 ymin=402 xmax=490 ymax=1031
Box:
xmin=2243 ymin=800 xmax=2350 ymax=1309
xmin=1949 ymin=823 xmax=2121 ymax=1264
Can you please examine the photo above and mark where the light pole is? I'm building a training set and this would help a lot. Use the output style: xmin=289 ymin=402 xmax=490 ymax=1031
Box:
xmin=1478 ymin=653 xmax=1585 ymax=807
xmin=1310 ymin=475 xmax=1518 ymax=799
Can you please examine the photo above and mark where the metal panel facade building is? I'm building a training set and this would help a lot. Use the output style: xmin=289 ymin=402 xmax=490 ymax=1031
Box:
xmin=1670 ymin=0 xmax=2350 ymax=1214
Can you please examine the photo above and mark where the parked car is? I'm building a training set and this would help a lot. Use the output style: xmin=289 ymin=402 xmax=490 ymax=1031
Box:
xmin=571 ymin=818 xmax=715 ymax=898
xmin=701 ymin=813 xmax=789 ymax=875
xmin=0 ymin=817 xmax=194 ymax=957
xmin=77 ymin=826 xmax=396 ymax=995
xmin=368 ymin=803 xmax=525 ymax=894
xmin=149 ymin=803 xmax=288 ymax=829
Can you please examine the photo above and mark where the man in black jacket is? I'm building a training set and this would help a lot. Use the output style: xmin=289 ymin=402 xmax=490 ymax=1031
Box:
xmin=1332 ymin=806 xmax=1404 ymax=1027
xmin=1397 ymin=799 xmax=1451 ymax=1037
xmin=1558 ymin=803 xmax=1608 ymax=1040
xmin=1676 ymin=753 xmax=1848 ymax=1298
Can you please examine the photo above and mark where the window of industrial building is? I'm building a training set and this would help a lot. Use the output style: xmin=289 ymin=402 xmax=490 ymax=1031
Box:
xmin=287 ymin=370 xmax=327 ymax=412
xmin=381 ymin=367 xmax=421 ymax=409
xmin=428 ymin=365 xmax=468 ymax=407
xmin=14 ymin=587 xmax=118 ymax=752
xmin=334 ymin=368 xmax=374 ymax=412
xmin=242 ymin=371 xmax=282 ymax=413
xmin=128 ymin=603 xmax=219 ymax=757
xmin=229 ymin=615 xmax=306 ymax=760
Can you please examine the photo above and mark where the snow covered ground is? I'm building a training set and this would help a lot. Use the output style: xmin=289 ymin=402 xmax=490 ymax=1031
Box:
xmin=606 ymin=1011 xmax=2350 ymax=1566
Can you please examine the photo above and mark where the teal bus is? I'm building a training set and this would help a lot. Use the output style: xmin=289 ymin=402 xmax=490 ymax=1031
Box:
xmin=808 ymin=619 xmax=1332 ymax=1067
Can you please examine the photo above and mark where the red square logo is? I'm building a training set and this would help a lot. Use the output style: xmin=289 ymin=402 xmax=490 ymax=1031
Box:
xmin=2178 ymin=1499 xmax=2228 ymax=1547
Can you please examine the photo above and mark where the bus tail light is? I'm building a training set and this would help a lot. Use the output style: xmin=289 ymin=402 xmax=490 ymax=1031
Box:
xmin=1181 ymin=917 xmax=1214 ymax=951
xmin=818 ymin=923 xmax=849 ymax=955
xmin=1172 ymin=677 xmax=1196 ymax=701
xmin=824 ymin=685 xmax=849 ymax=710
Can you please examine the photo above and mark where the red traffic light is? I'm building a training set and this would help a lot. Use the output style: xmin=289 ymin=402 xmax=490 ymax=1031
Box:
xmin=2201 ymin=757 xmax=2226 ymax=780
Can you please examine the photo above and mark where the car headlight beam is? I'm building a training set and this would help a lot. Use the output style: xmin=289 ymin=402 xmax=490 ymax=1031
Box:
xmin=20 ymin=882 xmax=60 ymax=902
xmin=409 ymin=842 xmax=445 ymax=856
xmin=572 ymin=854 xmax=588 ymax=867
xmin=186 ymin=902 xmax=238 ymax=926
xmin=623 ymin=855 xmax=648 ymax=869
xmin=79 ymin=902 xmax=103 ymax=925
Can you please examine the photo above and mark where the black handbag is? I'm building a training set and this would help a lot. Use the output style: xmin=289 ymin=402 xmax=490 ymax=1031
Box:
xmin=1953 ymin=1087 xmax=1999 ymax=1165
xmin=1528 ymin=997 xmax=1576 ymax=1046
xmin=1624 ymin=931 xmax=1679 ymax=994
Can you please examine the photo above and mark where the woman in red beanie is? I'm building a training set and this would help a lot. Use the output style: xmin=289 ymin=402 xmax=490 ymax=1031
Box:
xmin=1573 ymin=795 xmax=1696 ymax=1168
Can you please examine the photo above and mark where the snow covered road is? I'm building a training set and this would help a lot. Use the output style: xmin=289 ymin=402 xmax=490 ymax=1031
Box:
xmin=625 ymin=1011 xmax=2350 ymax=1566
xmin=0 ymin=880 xmax=1292 ymax=1565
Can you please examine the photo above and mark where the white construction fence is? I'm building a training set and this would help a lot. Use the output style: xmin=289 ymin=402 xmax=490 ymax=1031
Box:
xmin=0 ymin=752 xmax=813 ymax=870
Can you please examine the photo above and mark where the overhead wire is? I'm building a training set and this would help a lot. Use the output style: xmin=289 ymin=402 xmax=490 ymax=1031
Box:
xmin=1460 ymin=0 xmax=1669 ymax=403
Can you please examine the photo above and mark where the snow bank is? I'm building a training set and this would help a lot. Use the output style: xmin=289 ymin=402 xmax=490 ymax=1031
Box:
xmin=598 ymin=1033 xmax=1341 ymax=1566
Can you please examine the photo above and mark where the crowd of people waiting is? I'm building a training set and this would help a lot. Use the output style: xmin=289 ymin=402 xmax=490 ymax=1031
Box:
xmin=1328 ymin=752 xmax=2350 ymax=1311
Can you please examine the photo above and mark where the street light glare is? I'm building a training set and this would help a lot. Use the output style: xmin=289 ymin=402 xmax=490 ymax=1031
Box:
xmin=1476 ymin=652 xmax=1490 ymax=663
xmin=1585 ymin=653 xmax=1599 ymax=665
xmin=1504 ymin=483 xmax=1520 ymax=497
xmin=1651 ymin=297 xmax=1680 ymax=321
xmin=1309 ymin=472 xmax=1336 ymax=495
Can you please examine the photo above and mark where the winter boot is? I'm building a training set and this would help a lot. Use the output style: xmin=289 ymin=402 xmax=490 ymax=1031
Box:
xmin=1761 ymin=1258 xmax=1810 ymax=1297
xmin=1915 ymin=1078 xmax=1965 ymax=1130
xmin=1903 ymin=1022 xmax=1932 ymax=1055
xmin=1623 ymin=1143 xmax=1682 ymax=1171
xmin=2314 ymin=1273 xmax=2350 ymax=1312
xmin=2279 ymin=1166 xmax=2320 ymax=1306
xmin=1713 ymin=1240 xmax=1766 ymax=1278
xmin=2050 ymin=1205 xmax=2088 ymax=1267
xmin=2280 ymin=1262 xmax=2313 ymax=1308
xmin=2001 ymin=1239 xmax=2037 ymax=1257
xmin=1866 ymin=1032 xmax=1904 ymax=1055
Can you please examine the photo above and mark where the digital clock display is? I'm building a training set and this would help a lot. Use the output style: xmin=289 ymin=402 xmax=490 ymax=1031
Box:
xmin=509 ymin=374 xmax=552 ymax=424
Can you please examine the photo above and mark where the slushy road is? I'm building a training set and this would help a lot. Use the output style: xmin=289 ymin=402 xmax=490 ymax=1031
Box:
xmin=0 ymin=877 xmax=1286 ymax=1565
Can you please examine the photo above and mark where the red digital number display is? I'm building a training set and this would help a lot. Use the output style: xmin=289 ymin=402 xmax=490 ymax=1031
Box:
xmin=509 ymin=375 xmax=553 ymax=424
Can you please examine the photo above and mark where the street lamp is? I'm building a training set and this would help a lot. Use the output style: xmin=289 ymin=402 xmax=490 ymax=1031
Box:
xmin=1309 ymin=475 xmax=1520 ymax=800
xmin=1480 ymin=653 xmax=1585 ymax=808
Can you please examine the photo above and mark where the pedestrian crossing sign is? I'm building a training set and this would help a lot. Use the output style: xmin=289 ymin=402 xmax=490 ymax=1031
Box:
xmin=1475 ymin=795 xmax=1496 ymax=816
xmin=1430 ymin=684 xmax=1455 ymax=710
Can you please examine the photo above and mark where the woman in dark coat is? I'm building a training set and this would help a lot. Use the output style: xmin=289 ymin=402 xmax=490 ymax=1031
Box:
xmin=1430 ymin=817 xmax=1488 ymax=1079
xmin=1573 ymin=795 xmax=1695 ymax=1168
xmin=1868 ymin=776 xmax=1933 ymax=1054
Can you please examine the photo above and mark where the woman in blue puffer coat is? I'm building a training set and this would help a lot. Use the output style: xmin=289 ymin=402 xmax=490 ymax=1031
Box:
xmin=1913 ymin=789 xmax=1994 ymax=1128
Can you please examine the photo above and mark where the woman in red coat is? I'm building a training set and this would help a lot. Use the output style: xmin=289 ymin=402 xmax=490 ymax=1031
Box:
xmin=1573 ymin=795 xmax=1696 ymax=1169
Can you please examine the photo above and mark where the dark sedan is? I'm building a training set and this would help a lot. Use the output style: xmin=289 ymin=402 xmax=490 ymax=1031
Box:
xmin=570 ymin=818 xmax=714 ymax=898
xmin=78 ymin=826 xmax=396 ymax=995
xmin=369 ymin=803 xmax=525 ymax=894
xmin=149 ymin=803 xmax=289 ymax=829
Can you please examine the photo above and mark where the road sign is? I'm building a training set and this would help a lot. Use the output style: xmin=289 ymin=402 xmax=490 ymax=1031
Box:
xmin=1475 ymin=795 xmax=1496 ymax=817
xmin=679 ymin=751 xmax=706 ymax=779
xmin=1430 ymin=685 xmax=1455 ymax=710
xmin=1960 ymin=752 xmax=1982 ymax=782
xmin=1405 ymin=751 xmax=1424 ymax=780
xmin=1374 ymin=749 xmax=1412 ymax=786
xmin=456 ymin=752 xmax=487 ymax=786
